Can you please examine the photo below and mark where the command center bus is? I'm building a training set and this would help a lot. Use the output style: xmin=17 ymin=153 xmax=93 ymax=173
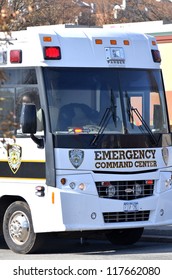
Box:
xmin=0 ymin=25 xmax=171 ymax=254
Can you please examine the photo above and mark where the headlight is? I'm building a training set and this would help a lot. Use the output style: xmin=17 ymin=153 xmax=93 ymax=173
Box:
xmin=78 ymin=183 xmax=86 ymax=191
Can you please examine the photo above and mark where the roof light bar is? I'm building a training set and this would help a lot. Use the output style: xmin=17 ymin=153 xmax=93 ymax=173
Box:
xmin=44 ymin=46 xmax=61 ymax=60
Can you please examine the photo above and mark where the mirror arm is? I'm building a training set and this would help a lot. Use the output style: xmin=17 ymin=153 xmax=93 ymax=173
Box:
xmin=31 ymin=134 xmax=44 ymax=149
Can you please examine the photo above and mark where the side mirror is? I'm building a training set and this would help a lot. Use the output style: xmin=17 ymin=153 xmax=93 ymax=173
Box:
xmin=21 ymin=103 xmax=37 ymax=134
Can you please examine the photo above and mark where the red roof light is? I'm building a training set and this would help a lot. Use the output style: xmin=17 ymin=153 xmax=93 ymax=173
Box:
xmin=151 ymin=50 xmax=161 ymax=63
xmin=10 ymin=50 xmax=22 ymax=63
xmin=44 ymin=46 xmax=61 ymax=60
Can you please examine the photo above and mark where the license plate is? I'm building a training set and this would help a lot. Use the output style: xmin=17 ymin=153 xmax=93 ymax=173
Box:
xmin=123 ymin=202 xmax=139 ymax=212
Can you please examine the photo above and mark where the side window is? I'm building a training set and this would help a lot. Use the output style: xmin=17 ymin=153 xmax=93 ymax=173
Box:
xmin=0 ymin=87 xmax=41 ymax=137
xmin=150 ymin=91 xmax=166 ymax=132
xmin=0 ymin=68 xmax=41 ymax=137
xmin=130 ymin=96 xmax=143 ymax=126
xmin=0 ymin=88 xmax=16 ymax=138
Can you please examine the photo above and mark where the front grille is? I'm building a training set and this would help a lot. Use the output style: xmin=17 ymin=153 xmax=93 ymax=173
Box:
xmin=96 ymin=180 xmax=154 ymax=200
xmin=103 ymin=210 xmax=150 ymax=223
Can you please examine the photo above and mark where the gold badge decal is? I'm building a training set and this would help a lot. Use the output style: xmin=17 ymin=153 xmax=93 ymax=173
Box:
xmin=7 ymin=144 xmax=22 ymax=174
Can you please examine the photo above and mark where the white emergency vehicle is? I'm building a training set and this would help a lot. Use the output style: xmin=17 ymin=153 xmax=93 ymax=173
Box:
xmin=0 ymin=25 xmax=171 ymax=254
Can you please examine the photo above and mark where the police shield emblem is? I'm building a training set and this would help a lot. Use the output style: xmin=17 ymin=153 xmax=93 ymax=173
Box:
xmin=162 ymin=147 xmax=169 ymax=166
xmin=7 ymin=144 xmax=22 ymax=174
xmin=69 ymin=149 xmax=84 ymax=168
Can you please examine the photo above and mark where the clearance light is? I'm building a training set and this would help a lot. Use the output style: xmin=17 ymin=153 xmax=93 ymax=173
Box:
xmin=152 ymin=41 xmax=156 ymax=46
xmin=44 ymin=46 xmax=61 ymax=60
xmin=151 ymin=49 xmax=161 ymax=63
xmin=123 ymin=40 xmax=130 ymax=45
xmin=110 ymin=40 xmax=117 ymax=45
xmin=10 ymin=50 xmax=22 ymax=63
xmin=95 ymin=39 xmax=102 ymax=45
xmin=43 ymin=36 xmax=52 ymax=42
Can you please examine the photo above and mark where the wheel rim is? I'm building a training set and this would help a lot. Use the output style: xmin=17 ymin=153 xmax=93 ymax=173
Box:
xmin=8 ymin=211 xmax=30 ymax=245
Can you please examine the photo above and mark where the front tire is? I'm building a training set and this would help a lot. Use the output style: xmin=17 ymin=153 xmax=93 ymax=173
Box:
xmin=106 ymin=227 xmax=144 ymax=246
xmin=3 ymin=201 xmax=40 ymax=254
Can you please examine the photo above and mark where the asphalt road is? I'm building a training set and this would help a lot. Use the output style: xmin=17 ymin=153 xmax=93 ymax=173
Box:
xmin=0 ymin=226 xmax=172 ymax=260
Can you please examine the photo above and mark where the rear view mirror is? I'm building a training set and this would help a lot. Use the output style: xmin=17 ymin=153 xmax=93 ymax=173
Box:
xmin=20 ymin=103 xmax=37 ymax=134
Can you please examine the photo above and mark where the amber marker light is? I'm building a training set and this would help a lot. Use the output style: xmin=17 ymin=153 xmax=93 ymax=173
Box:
xmin=52 ymin=192 xmax=55 ymax=204
xmin=95 ymin=39 xmax=103 ymax=44
xmin=61 ymin=178 xmax=66 ymax=185
xmin=110 ymin=40 xmax=117 ymax=45
xmin=43 ymin=36 xmax=52 ymax=42
xmin=123 ymin=40 xmax=130 ymax=45
xmin=74 ymin=127 xmax=83 ymax=133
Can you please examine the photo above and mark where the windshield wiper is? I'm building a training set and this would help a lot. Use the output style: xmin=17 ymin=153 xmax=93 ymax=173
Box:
xmin=130 ymin=106 xmax=158 ymax=145
xmin=125 ymin=91 xmax=158 ymax=145
xmin=90 ymin=107 xmax=111 ymax=146
xmin=90 ymin=90 xmax=117 ymax=147
xmin=110 ymin=90 xmax=117 ymax=127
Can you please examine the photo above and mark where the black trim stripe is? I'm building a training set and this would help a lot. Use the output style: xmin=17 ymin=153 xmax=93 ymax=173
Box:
xmin=54 ymin=134 xmax=170 ymax=149
xmin=0 ymin=161 xmax=45 ymax=179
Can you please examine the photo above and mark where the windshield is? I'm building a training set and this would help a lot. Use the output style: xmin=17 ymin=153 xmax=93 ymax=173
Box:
xmin=43 ymin=68 xmax=168 ymax=137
